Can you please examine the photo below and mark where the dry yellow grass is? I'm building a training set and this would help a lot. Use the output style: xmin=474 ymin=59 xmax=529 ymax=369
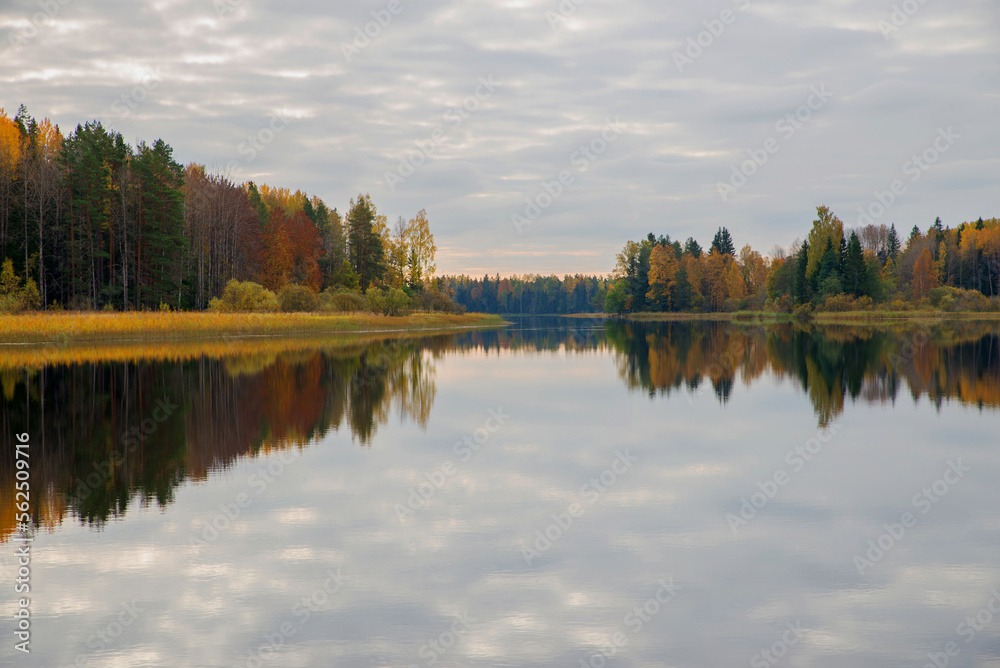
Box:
xmin=0 ymin=311 xmax=507 ymax=344
xmin=0 ymin=330 xmax=462 ymax=370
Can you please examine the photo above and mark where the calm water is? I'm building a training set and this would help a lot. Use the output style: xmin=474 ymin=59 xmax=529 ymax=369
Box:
xmin=2 ymin=317 xmax=1000 ymax=667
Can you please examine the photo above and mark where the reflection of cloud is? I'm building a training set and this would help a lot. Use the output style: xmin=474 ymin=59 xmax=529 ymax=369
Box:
xmin=3 ymin=326 xmax=1000 ymax=666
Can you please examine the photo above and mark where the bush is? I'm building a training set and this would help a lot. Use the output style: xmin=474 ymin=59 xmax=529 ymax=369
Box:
xmin=818 ymin=293 xmax=854 ymax=312
xmin=792 ymin=302 xmax=814 ymax=321
xmin=0 ymin=259 xmax=22 ymax=313
xmin=209 ymin=279 xmax=280 ymax=313
xmin=416 ymin=288 xmax=462 ymax=313
xmin=366 ymin=287 xmax=412 ymax=316
xmin=19 ymin=278 xmax=41 ymax=311
xmin=928 ymin=286 xmax=995 ymax=312
xmin=158 ymin=301 xmax=172 ymax=312
xmin=888 ymin=299 xmax=911 ymax=312
xmin=278 ymin=284 xmax=321 ymax=312
xmin=319 ymin=287 xmax=367 ymax=313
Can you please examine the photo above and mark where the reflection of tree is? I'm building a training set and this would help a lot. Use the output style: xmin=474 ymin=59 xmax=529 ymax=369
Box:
xmin=2 ymin=319 xmax=997 ymax=541
xmin=0 ymin=337 xmax=443 ymax=540
xmin=606 ymin=320 xmax=1000 ymax=427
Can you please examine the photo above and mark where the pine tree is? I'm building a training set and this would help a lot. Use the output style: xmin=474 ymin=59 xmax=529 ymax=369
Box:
xmin=886 ymin=224 xmax=901 ymax=263
xmin=132 ymin=139 xmax=186 ymax=307
xmin=683 ymin=237 xmax=702 ymax=259
xmin=710 ymin=227 xmax=735 ymax=256
xmin=793 ymin=240 xmax=811 ymax=304
xmin=346 ymin=193 xmax=385 ymax=291
xmin=843 ymin=231 xmax=868 ymax=296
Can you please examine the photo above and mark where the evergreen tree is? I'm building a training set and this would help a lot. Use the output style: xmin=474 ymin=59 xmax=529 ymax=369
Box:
xmin=672 ymin=267 xmax=692 ymax=311
xmin=346 ymin=193 xmax=385 ymax=291
xmin=683 ymin=237 xmax=702 ymax=259
xmin=246 ymin=182 xmax=269 ymax=227
xmin=843 ymin=231 xmax=868 ymax=296
xmin=793 ymin=240 xmax=811 ymax=304
xmin=710 ymin=227 xmax=735 ymax=256
xmin=132 ymin=139 xmax=186 ymax=307
xmin=886 ymin=224 xmax=900 ymax=262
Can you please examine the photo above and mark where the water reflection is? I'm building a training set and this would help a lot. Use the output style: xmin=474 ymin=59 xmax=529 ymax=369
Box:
xmin=2 ymin=317 xmax=1000 ymax=667
xmin=605 ymin=320 xmax=1000 ymax=426
xmin=1 ymin=319 xmax=998 ymax=542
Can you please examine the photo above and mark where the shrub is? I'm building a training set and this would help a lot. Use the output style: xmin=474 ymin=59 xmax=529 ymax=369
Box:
xmin=278 ymin=284 xmax=321 ymax=312
xmin=0 ymin=259 xmax=22 ymax=313
xmin=774 ymin=295 xmax=794 ymax=313
xmin=929 ymin=286 xmax=995 ymax=312
xmin=888 ymin=299 xmax=910 ymax=312
xmin=819 ymin=293 xmax=853 ymax=312
xmin=19 ymin=278 xmax=41 ymax=311
xmin=792 ymin=302 xmax=814 ymax=321
xmin=324 ymin=290 xmax=368 ymax=313
xmin=417 ymin=288 xmax=462 ymax=313
xmin=319 ymin=287 xmax=367 ymax=313
xmin=209 ymin=279 xmax=280 ymax=312
xmin=366 ymin=287 xmax=412 ymax=316
xmin=158 ymin=301 xmax=172 ymax=312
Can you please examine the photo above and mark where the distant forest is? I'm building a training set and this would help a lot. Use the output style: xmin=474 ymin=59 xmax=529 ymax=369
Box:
xmin=441 ymin=209 xmax=1000 ymax=315
xmin=599 ymin=208 xmax=1000 ymax=315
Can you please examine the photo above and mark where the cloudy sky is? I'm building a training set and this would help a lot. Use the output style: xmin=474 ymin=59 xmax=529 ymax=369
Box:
xmin=1 ymin=0 xmax=997 ymax=276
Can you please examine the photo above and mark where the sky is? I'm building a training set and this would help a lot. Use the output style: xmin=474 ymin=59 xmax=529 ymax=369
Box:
xmin=0 ymin=0 xmax=997 ymax=276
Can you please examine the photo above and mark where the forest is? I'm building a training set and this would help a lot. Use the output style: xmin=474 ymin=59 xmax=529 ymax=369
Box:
xmin=2 ymin=105 xmax=998 ymax=317
xmin=0 ymin=105 xmax=440 ymax=312
xmin=601 ymin=207 xmax=1000 ymax=315
xmin=440 ymin=208 xmax=1000 ymax=315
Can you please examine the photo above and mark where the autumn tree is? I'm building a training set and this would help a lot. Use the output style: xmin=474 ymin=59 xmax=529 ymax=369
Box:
xmin=0 ymin=110 xmax=22 ymax=258
xmin=912 ymin=247 xmax=938 ymax=300
xmin=806 ymin=206 xmax=844 ymax=279
xmin=405 ymin=209 xmax=436 ymax=289
xmin=702 ymin=250 xmax=729 ymax=310
xmin=645 ymin=244 xmax=678 ymax=311
xmin=259 ymin=207 xmax=293 ymax=291
xmin=285 ymin=209 xmax=323 ymax=291
xmin=383 ymin=216 xmax=408 ymax=288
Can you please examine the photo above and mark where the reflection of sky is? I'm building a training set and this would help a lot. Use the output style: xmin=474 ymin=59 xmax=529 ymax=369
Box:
xmin=4 ymin=344 xmax=1000 ymax=667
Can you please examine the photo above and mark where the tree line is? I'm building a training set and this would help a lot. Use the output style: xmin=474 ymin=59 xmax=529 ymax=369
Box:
xmin=0 ymin=105 xmax=439 ymax=311
xmin=605 ymin=206 xmax=1000 ymax=314
xmin=440 ymin=274 xmax=611 ymax=314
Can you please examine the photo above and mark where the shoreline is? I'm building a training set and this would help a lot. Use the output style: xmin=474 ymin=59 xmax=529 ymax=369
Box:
xmin=0 ymin=311 xmax=509 ymax=345
xmin=559 ymin=311 xmax=1000 ymax=324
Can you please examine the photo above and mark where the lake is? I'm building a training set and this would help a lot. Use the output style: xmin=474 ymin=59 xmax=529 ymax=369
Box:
xmin=2 ymin=317 xmax=999 ymax=667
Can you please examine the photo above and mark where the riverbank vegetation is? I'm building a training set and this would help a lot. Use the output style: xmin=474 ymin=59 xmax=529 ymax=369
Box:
xmin=604 ymin=207 xmax=1000 ymax=318
xmin=0 ymin=106 xmax=457 ymax=315
xmin=0 ymin=310 xmax=506 ymax=344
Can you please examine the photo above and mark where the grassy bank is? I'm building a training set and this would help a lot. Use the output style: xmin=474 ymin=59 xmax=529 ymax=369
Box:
xmin=566 ymin=311 xmax=1000 ymax=324
xmin=0 ymin=311 xmax=508 ymax=344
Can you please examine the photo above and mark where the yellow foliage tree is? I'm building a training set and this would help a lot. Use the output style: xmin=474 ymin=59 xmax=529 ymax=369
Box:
xmin=806 ymin=206 xmax=844 ymax=278
xmin=645 ymin=244 xmax=678 ymax=309
xmin=912 ymin=247 xmax=938 ymax=300
xmin=0 ymin=111 xmax=22 ymax=254
xmin=725 ymin=260 xmax=747 ymax=300
xmin=405 ymin=209 xmax=437 ymax=288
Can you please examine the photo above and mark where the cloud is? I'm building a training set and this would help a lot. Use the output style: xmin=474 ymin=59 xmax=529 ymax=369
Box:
xmin=1 ymin=0 xmax=996 ymax=275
